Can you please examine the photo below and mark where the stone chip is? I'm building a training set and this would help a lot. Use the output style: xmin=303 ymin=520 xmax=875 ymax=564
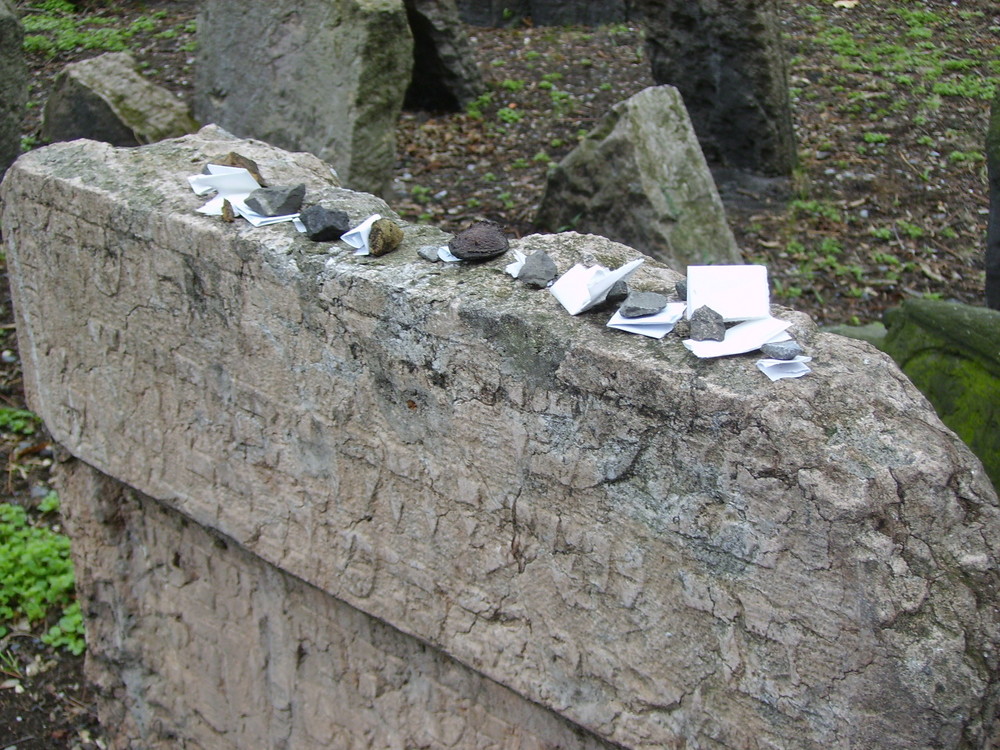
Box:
xmin=245 ymin=184 xmax=305 ymax=217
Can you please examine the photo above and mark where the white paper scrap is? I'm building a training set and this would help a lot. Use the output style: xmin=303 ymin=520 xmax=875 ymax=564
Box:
xmin=607 ymin=302 xmax=686 ymax=339
xmin=342 ymin=214 xmax=381 ymax=255
xmin=757 ymin=356 xmax=812 ymax=381
xmin=550 ymin=258 xmax=644 ymax=315
xmin=187 ymin=165 xmax=259 ymax=197
xmin=686 ymin=265 xmax=770 ymax=322
xmin=438 ymin=246 xmax=462 ymax=262
xmin=505 ymin=249 xmax=527 ymax=278
xmin=683 ymin=316 xmax=792 ymax=358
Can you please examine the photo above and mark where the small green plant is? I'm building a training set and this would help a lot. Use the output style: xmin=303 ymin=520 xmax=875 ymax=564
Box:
xmin=511 ymin=157 xmax=530 ymax=169
xmin=497 ymin=191 xmax=515 ymax=210
xmin=0 ymin=502 xmax=85 ymax=655
xmin=869 ymin=227 xmax=894 ymax=242
xmin=465 ymin=92 xmax=493 ymax=120
xmin=863 ymin=132 xmax=890 ymax=144
xmin=898 ymin=220 xmax=926 ymax=240
xmin=789 ymin=199 xmax=842 ymax=223
xmin=947 ymin=149 xmax=984 ymax=164
xmin=532 ymin=151 xmax=552 ymax=164
xmin=0 ymin=408 xmax=41 ymax=436
xmin=410 ymin=184 xmax=433 ymax=204
xmin=482 ymin=172 xmax=497 ymax=183
xmin=497 ymin=107 xmax=524 ymax=124
xmin=500 ymin=78 xmax=526 ymax=92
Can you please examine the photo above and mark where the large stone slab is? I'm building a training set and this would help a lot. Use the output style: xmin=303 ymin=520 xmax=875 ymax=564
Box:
xmin=3 ymin=130 xmax=1000 ymax=749
xmin=41 ymin=52 xmax=199 ymax=147
xmin=194 ymin=0 xmax=412 ymax=197
xmin=636 ymin=0 xmax=797 ymax=177
xmin=987 ymin=85 xmax=999 ymax=310
xmin=535 ymin=85 xmax=740 ymax=269
xmin=60 ymin=459 xmax=616 ymax=750
xmin=0 ymin=0 xmax=26 ymax=178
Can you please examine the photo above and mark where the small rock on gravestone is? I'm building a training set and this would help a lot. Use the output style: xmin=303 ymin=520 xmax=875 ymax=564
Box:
xmin=448 ymin=220 xmax=509 ymax=260
xmin=606 ymin=280 xmax=629 ymax=306
xmin=675 ymin=278 xmax=687 ymax=300
xmin=690 ymin=305 xmax=725 ymax=341
xmin=245 ymin=184 xmax=305 ymax=217
xmin=519 ymin=251 xmax=558 ymax=288
xmin=761 ymin=340 xmax=804 ymax=360
xmin=417 ymin=244 xmax=443 ymax=262
xmin=212 ymin=152 xmax=266 ymax=186
xmin=620 ymin=291 xmax=668 ymax=318
xmin=299 ymin=205 xmax=351 ymax=242
xmin=369 ymin=218 xmax=404 ymax=257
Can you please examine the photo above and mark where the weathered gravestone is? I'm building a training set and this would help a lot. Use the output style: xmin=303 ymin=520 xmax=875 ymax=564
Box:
xmin=987 ymin=84 xmax=999 ymax=310
xmin=195 ymin=0 xmax=412 ymax=197
xmin=535 ymin=85 xmax=740 ymax=269
xmin=2 ymin=128 xmax=999 ymax=749
xmin=456 ymin=0 xmax=636 ymax=26
xmin=0 ymin=0 xmax=26 ymax=179
xmin=635 ymin=0 xmax=796 ymax=177
xmin=403 ymin=0 xmax=484 ymax=111
xmin=41 ymin=52 xmax=199 ymax=147
xmin=881 ymin=299 xmax=1000 ymax=491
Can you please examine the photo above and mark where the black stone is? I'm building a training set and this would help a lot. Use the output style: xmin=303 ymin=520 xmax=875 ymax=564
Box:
xmin=245 ymin=183 xmax=305 ymax=217
xmin=689 ymin=305 xmax=725 ymax=341
xmin=675 ymin=278 xmax=687 ymax=300
xmin=299 ymin=205 xmax=351 ymax=242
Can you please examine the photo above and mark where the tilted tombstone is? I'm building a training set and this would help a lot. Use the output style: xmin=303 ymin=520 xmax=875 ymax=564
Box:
xmin=5 ymin=127 xmax=998 ymax=748
xmin=403 ymin=0 xmax=484 ymax=111
xmin=0 ymin=0 xmax=26 ymax=179
xmin=41 ymin=52 xmax=199 ymax=147
xmin=635 ymin=0 xmax=797 ymax=177
xmin=195 ymin=0 xmax=413 ymax=197
xmin=535 ymin=85 xmax=740 ymax=269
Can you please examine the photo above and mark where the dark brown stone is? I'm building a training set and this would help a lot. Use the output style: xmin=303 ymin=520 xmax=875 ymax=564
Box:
xmin=448 ymin=221 xmax=509 ymax=260
xmin=214 ymin=151 xmax=267 ymax=186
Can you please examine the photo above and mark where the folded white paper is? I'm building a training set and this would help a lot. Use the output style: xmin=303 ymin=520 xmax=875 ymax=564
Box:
xmin=342 ymin=214 xmax=381 ymax=255
xmin=550 ymin=258 xmax=644 ymax=315
xmin=505 ymin=250 xmax=527 ymax=277
xmin=757 ymin=355 xmax=812 ymax=381
xmin=686 ymin=265 xmax=770 ymax=322
xmin=189 ymin=165 xmax=301 ymax=227
xmin=439 ymin=246 xmax=462 ymax=262
xmin=607 ymin=302 xmax=686 ymax=339
xmin=683 ymin=316 xmax=792 ymax=358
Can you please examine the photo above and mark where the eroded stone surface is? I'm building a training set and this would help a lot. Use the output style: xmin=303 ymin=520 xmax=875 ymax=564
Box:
xmin=4 ymin=131 xmax=999 ymax=750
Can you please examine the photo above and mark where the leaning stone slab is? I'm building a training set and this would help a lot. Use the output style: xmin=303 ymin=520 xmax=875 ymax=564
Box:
xmin=41 ymin=52 xmax=199 ymax=147
xmin=0 ymin=0 xmax=26 ymax=178
xmin=195 ymin=0 xmax=412 ymax=197
xmin=3 ymin=131 xmax=1000 ymax=750
xmin=535 ymin=85 xmax=740 ymax=269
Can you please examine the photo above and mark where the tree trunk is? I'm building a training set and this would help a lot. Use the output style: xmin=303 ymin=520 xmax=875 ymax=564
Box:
xmin=986 ymin=85 xmax=1000 ymax=310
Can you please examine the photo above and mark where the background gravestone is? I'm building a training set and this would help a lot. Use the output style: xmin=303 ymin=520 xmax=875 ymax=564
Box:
xmin=195 ymin=0 xmax=412 ymax=197
xmin=0 ymin=0 xmax=26 ymax=179
xmin=535 ymin=85 xmax=740 ymax=269
xmin=455 ymin=0 xmax=636 ymax=26
xmin=635 ymin=0 xmax=796 ymax=177
xmin=41 ymin=52 xmax=199 ymax=147
xmin=403 ymin=0 xmax=484 ymax=111
xmin=987 ymin=85 xmax=999 ymax=310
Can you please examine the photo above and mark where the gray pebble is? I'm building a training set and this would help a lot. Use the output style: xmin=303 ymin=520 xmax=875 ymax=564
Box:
xmin=620 ymin=291 xmax=668 ymax=318
xmin=418 ymin=245 xmax=442 ymax=262
xmin=760 ymin=340 xmax=804 ymax=360
xmin=245 ymin=184 xmax=306 ymax=216
xmin=518 ymin=251 xmax=559 ymax=288
xmin=689 ymin=305 xmax=725 ymax=341
xmin=675 ymin=278 xmax=687 ymax=300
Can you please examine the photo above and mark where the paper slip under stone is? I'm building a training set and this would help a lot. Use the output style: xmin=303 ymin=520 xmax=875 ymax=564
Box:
xmin=683 ymin=316 xmax=792 ymax=358
xmin=607 ymin=302 xmax=686 ymax=339
xmin=550 ymin=259 xmax=644 ymax=315
xmin=756 ymin=356 xmax=812 ymax=381
xmin=686 ymin=264 xmax=770 ymax=322
xmin=188 ymin=165 xmax=300 ymax=227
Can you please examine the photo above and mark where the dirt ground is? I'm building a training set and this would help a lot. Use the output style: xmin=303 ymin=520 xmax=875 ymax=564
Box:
xmin=1 ymin=0 xmax=996 ymax=746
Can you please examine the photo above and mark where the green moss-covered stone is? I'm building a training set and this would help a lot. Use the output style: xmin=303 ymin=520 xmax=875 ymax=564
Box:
xmin=883 ymin=299 xmax=1000 ymax=489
